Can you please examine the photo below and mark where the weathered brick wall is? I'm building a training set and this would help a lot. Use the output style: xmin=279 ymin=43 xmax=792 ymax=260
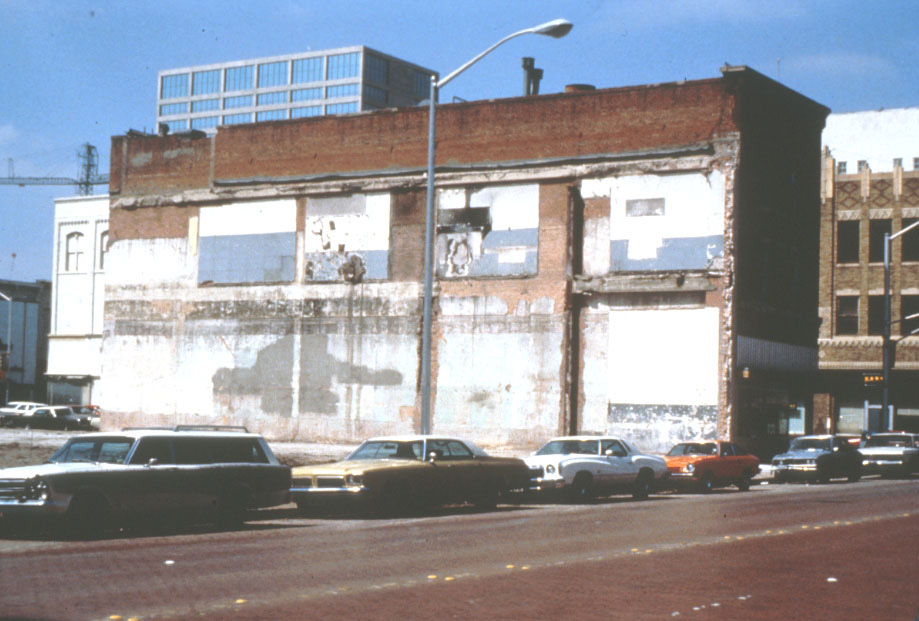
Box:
xmin=112 ymin=79 xmax=742 ymax=198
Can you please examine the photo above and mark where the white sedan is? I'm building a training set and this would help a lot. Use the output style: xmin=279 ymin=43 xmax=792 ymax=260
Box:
xmin=523 ymin=436 xmax=669 ymax=500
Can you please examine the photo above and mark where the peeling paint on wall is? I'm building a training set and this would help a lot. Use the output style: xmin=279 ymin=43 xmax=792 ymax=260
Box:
xmin=304 ymin=193 xmax=391 ymax=281
xmin=436 ymin=184 xmax=539 ymax=278
xmin=607 ymin=403 xmax=718 ymax=453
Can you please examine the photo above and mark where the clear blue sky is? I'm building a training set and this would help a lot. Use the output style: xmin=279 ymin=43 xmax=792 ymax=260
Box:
xmin=2 ymin=0 xmax=916 ymax=282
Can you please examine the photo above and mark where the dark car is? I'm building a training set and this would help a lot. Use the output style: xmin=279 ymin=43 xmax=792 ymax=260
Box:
xmin=771 ymin=435 xmax=862 ymax=483
xmin=0 ymin=426 xmax=291 ymax=536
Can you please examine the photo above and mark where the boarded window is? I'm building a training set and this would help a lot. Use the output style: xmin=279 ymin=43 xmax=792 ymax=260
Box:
xmin=902 ymin=218 xmax=919 ymax=262
xmin=435 ymin=184 xmax=539 ymax=278
xmin=625 ymin=198 xmax=665 ymax=217
xmin=198 ymin=200 xmax=296 ymax=285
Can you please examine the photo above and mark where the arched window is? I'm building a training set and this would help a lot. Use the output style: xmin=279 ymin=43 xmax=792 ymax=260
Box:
xmin=98 ymin=231 xmax=109 ymax=271
xmin=65 ymin=232 xmax=84 ymax=272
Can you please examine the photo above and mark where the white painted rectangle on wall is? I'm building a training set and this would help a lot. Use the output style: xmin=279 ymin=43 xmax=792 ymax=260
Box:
xmin=608 ymin=307 xmax=719 ymax=406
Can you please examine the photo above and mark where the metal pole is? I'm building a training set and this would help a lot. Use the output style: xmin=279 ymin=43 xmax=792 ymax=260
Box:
xmin=882 ymin=232 xmax=890 ymax=432
xmin=418 ymin=18 xmax=572 ymax=435
xmin=0 ymin=291 xmax=11 ymax=406
xmin=420 ymin=77 xmax=437 ymax=435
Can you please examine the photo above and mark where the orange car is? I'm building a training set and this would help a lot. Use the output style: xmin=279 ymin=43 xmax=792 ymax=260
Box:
xmin=664 ymin=441 xmax=760 ymax=492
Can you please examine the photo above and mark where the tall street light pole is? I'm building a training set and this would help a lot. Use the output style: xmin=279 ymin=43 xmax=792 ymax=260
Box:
xmin=420 ymin=18 xmax=573 ymax=434
xmin=0 ymin=291 xmax=11 ymax=406
xmin=881 ymin=217 xmax=919 ymax=431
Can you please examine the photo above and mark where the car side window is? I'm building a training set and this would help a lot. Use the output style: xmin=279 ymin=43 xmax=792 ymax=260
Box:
xmin=174 ymin=438 xmax=211 ymax=465
xmin=212 ymin=438 xmax=269 ymax=463
xmin=444 ymin=440 xmax=474 ymax=459
xmin=130 ymin=438 xmax=175 ymax=465
xmin=721 ymin=444 xmax=734 ymax=457
xmin=602 ymin=440 xmax=627 ymax=457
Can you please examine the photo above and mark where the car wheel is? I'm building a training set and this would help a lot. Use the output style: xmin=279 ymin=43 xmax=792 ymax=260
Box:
xmin=736 ymin=469 xmax=753 ymax=492
xmin=632 ymin=470 xmax=653 ymax=500
xmin=66 ymin=493 xmax=111 ymax=539
xmin=569 ymin=472 xmax=594 ymax=502
xmin=816 ymin=467 xmax=830 ymax=484
xmin=698 ymin=471 xmax=714 ymax=493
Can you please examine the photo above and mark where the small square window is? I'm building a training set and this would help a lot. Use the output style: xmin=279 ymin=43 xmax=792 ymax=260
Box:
xmin=837 ymin=161 xmax=847 ymax=175
xmin=914 ymin=157 xmax=919 ymax=171
xmin=626 ymin=198 xmax=665 ymax=217
xmin=894 ymin=158 xmax=903 ymax=169
xmin=858 ymin=160 xmax=869 ymax=172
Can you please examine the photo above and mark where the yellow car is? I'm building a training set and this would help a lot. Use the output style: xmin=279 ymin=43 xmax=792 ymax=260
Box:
xmin=291 ymin=435 xmax=530 ymax=515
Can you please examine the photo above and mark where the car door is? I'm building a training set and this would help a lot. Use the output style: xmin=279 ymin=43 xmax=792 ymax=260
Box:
xmin=424 ymin=439 xmax=468 ymax=502
xmin=718 ymin=443 xmax=738 ymax=480
xmin=600 ymin=439 xmax=633 ymax=488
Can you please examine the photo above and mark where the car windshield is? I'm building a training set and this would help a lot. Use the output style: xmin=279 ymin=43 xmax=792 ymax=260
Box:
xmin=49 ymin=437 xmax=135 ymax=464
xmin=348 ymin=440 xmax=423 ymax=461
xmin=667 ymin=443 xmax=718 ymax=456
xmin=536 ymin=440 xmax=600 ymax=456
xmin=789 ymin=437 xmax=831 ymax=451
xmin=865 ymin=435 xmax=914 ymax=448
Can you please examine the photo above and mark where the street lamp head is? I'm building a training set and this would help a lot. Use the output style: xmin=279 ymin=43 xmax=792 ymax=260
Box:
xmin=531 ymin=18 xmax=573 ymax=38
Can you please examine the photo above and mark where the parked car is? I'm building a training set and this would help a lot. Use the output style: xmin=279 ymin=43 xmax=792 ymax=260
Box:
xmin=771 ymin=435 xmax=862 ymax=483
xmin=0 ymin=401 xmax=47 ymax=426
xmin=523 ymin=436 xmax=669 ymax=501
xmin=664 ymin=440 xmax=760 ymax=492
xmin=70 ymin=405 xmax=103 ymax=429
xmin=0 ymin=426 xmax=290 ymax=536
xmin=859 ymin=432 xmax=919 ymax=478
xmin=290 ymin=435 xmax=531 ymax=515
xmin=7 ymin=405 xmax=93 ymax=431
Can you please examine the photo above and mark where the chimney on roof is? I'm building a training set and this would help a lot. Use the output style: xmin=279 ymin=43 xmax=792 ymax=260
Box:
xmin=522 ymin=57 xmax=544 ymax=96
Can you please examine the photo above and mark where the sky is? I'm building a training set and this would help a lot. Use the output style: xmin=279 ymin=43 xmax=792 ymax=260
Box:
xmin=1 ymin=0 xmax=917 ymax=283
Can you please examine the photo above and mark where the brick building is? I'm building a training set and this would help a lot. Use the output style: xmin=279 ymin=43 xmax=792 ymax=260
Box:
xmin=817 ymin=108 xmax=919 ymax=434
xmin=99 ymin=65 xmax=827 ymax=455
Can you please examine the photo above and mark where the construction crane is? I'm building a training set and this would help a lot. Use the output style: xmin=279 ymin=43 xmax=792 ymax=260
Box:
xmin=2 ymin=143 xmax=109 ymax=196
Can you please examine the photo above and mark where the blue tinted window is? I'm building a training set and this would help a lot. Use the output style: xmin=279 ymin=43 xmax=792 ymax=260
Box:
xmin=224 ymin=95 xmax=253 ymax=109
xmin=161 ymin=74 xmax=189 ymax=99
xmin=223 ymin=113 xmax=252 ymax=125
xmin=291 ymin=87 xmax=322 ymax=102
xmin=191 ymin=116 xmax=220 ymax=130
xmin=292 ymin=57 xmax=323 ymax=84
xmin=224 ymin=65 xmax=253 ymax=92
xmin=192 ymin=70 xmax=221 ymax=95
xmin=326 ymin=102 xmax=358 ymax=115
xmin=413 ymin=71 xmax=431 ymax=99
xmin=191 ymin=98 xmax=220 ymax=113
xmin=256 ymin=109 xmax=287 ymax=121
xmin=257 ymin=91 xmax=288 ymax=106
xmin=291 ymin=106 xmax=322 ymax=118
xmin=159 ymin=102 xmax=187 ymax=116
xmin=164 ymin=119 xmax=189 ymax=133
xmin=326 ymin=83 xmax=359 ymax=98
xmin=327 ymin=52 xmax=360 ymax=80
xmin=365 ymin=54 xmax=388 ymax=84
xmin=258 ymin=61 xmax=289 ymax=88
xmin=364 ymin=85 xmax=387 ymax=104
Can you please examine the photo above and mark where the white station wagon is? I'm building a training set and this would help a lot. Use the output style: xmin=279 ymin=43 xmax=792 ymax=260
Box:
xmin=0 ymin=426 xmax=290 ymax=536
xmin=524 ymin=435 xmax=669 ymax=501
